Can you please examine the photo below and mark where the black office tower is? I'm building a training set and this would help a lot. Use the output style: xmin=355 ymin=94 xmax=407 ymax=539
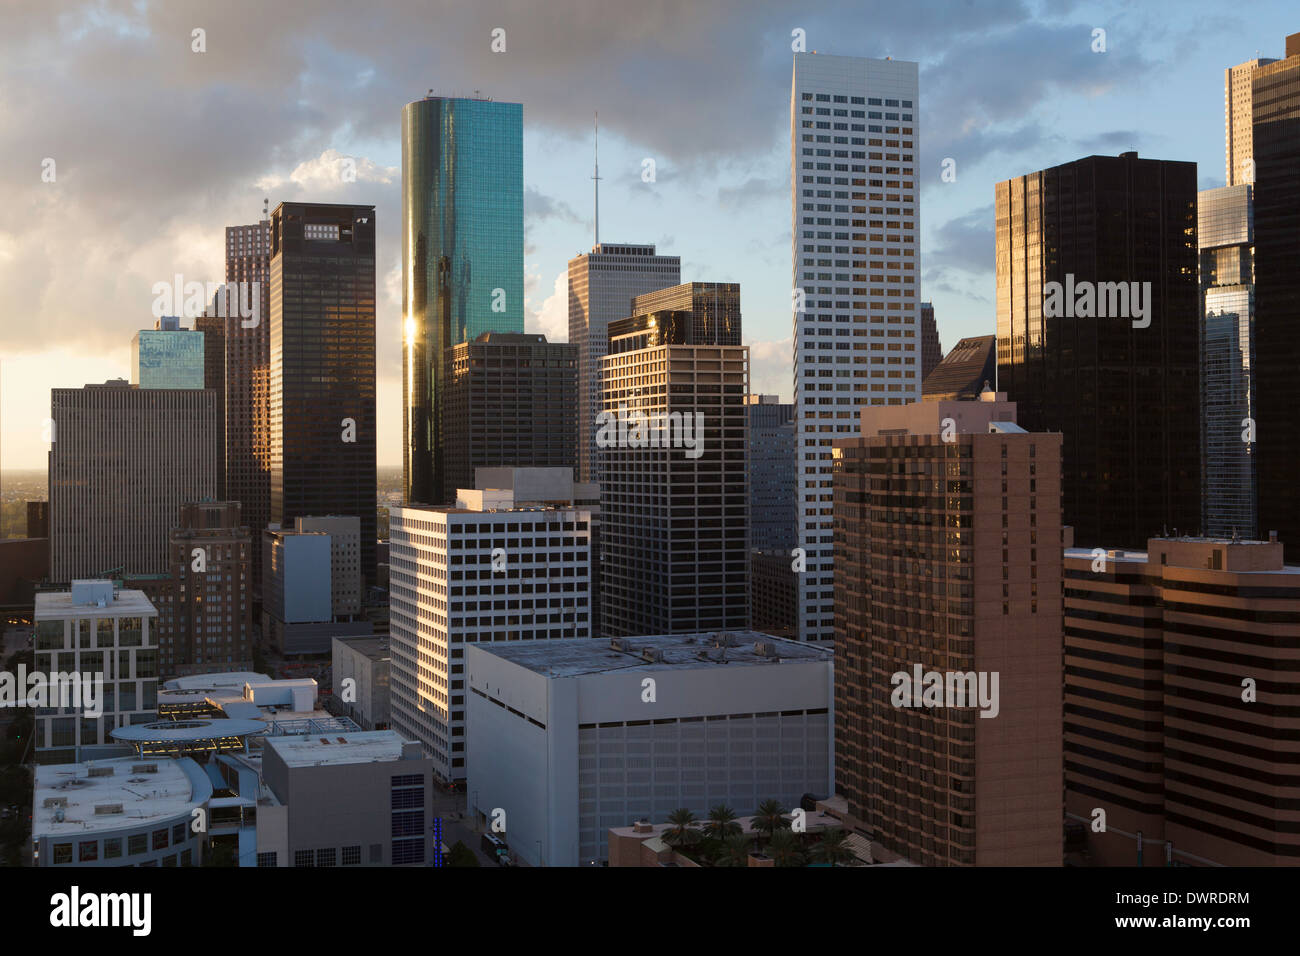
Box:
xmin=1252 ymin=36 xmax=1300 ymax=562
xmin=995 ymin=152 xmax=1200 ymax=550
xmin=269 ymin=202 xmax=378 ymax=586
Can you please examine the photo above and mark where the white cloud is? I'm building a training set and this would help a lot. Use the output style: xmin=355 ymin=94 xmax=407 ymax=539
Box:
xmin=527 ymin=271 xmax=568 ymax=343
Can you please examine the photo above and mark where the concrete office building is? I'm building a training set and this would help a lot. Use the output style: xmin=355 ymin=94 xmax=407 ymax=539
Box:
xmin=833 ymin=392 xmax=1064 ymax=865
xmin=793 ymin=52 xmax=923 ymax=643
xmin=1226 ymin=52 xmax=1279 ymax=185
xmin=332 ymin=636 xmax=391 ymax=731
xmin=402 ymin=95 xmax=524 ymax=506
xmin=49 ymin=380 xmax=217 ymax=581
xmin=1199 ymin=185 xmax=1257 ymax=539
xmin=746 ymin=394 xmax=796 ymax=552
xmin=32 ymin=755 xmax=212 ymax=867
xmin=269 ymin=202 xmax=377 ymax=586
xmin=568 ymin=243 xmax=681 ymax=484
xmin=1064 ymin=535 xmax=1300 ymax=866
xmin=389 ymin=477 xmax=593 ymax=781
xmin=441 ymin=333 xmax=578 ymax=503
xmin=995 ymin=152 xmax=1200 ymax=551
xmin=600 ymin=287 xmax=748 ymax=636
xmin=295 ymin=515 xmax=362 ymax=617
xmin=465 ymin=631 xmax=833 ymax=867
xmin=262 ymin=527 xmax=370 ymax=656
xmin=33 ymin=581 xmax=160 ymax=765
xmin=131 ymin=316 xmax=205 ymax=390
xmin=250 ymin=731 xmax=434 ymax=867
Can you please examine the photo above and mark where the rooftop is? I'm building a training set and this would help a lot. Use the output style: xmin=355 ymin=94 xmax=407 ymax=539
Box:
xmin=34 ymin=588 xmax=157 ymax=620
xmin=264 ymin=730 xmax=411 ymax=768
xmin=475 ymin=631 xmax=831 ymax=678
xmin=33 ymin=756 xmax=209 ymax=838
xmin=333 ymin=636 xmax=391 ymax=661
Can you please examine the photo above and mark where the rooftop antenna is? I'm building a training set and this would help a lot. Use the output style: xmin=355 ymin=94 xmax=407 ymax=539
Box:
xmin=262 ymin=197 xmax=269 ymax=220
xmin=593 ymin=111 xmax=602 ymax=248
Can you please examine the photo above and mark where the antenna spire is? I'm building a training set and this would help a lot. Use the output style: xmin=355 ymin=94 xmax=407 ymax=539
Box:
xmin=592 ymin=111 xmax=602 ymax=248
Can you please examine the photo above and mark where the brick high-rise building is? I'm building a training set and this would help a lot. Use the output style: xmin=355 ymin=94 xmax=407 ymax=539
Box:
xmin=269 ymin=202 xmax=377 ymax=587
xmin=833 ymin=391 xmax=1063 ymax=865
xmin=599 ymin=287 xmax=748 ymax=637
xmin=995 ymin=152 xmax=1200 ymax=551
xmin=568 ymin=243 xmax=681 ymax=485
xmin=441 ymin=333 xmax=577 ymax=503
xmin=1064 ymin=534 xmax=1300 ymax=866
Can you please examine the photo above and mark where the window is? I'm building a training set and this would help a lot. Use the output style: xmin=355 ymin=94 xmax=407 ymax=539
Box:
xmin=128 ymin=834 xmax=147 ymax=856
xmin=342 ymin=845 xmax=361 ymax=866
xmin=103 ymin=838 xmax=122 ymax=860
xmin=257 ymin=851 xmax=277 ymax=868
xmin=173 ymin=823 xmax=187 ymax=845
xmin=392 ymin=839 xmax=425 ymax=865
xmin=152 ymin=828 xmax=169 ymax=851
xmin=294 ymin=849 xmax=314 ymax=867
xmin=79 ymin=840 xmax=98 ymax=863
xmin=370 ymin=844 xmax=383 ymax=864
xmin=316 ymin=848 xmax=337 ymax=867
xmin=52 ymin=843 xmax=72 ymax=864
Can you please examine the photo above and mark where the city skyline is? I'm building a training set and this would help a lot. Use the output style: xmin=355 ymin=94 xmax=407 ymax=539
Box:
xmin=3 ymin=0 xmax=1296 ymax=470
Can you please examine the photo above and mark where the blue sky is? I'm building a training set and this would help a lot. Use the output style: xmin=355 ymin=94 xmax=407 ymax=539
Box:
xmin=1 ymin=0 xmax=1295 ymax=469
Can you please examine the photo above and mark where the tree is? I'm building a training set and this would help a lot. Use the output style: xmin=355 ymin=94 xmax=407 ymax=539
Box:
xmin=662 ymin=808 xmax=701 ymax=848
xmin=704 ymin=803 xmax=742 ymax=843
xmin=811 ymin=827 xmax=856 ymax=866
xmin=716 ymin=832 xmax=752 ymax=868
xmin=767 ymin=828 xmax=804 ymax=867
xmin=752 ymin=799 xmax=788 ymax=842
xmin=446 ymin=840 xmax=479 ymax=867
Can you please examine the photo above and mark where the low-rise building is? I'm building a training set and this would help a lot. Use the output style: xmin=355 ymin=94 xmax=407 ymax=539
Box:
xmin=331 ymin=636 xmax=390 ymax=730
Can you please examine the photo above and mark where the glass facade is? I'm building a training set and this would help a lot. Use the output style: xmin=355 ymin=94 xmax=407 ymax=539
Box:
xmin=1199 ymin=185 xmax=1255 ymax=538
xmin=1251 ymin=50 xmax=1300 ymax=561
xmin=995 ymin=153 xmax=1200 ymax=550
xmin=131 ymin=329 xmax=205 ymax=389
xmin=268 ymin=202 xmax=378 ymax=585
xmin=402 ymin=96 xmax=524 ymax=505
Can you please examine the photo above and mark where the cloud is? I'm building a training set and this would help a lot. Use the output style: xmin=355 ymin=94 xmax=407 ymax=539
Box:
xmin=526 ymin=271 xmax=568 ymax=343
xmin=746 ymin=336 xmax=792 ymax=401
xmin=928 ymin=205 xmax=994 ymax=275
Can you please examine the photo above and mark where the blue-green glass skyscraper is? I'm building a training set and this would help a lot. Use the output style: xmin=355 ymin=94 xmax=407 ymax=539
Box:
xmin=132 ymin=316 xmax=205 ymax=389
xmin=402 ymin=95 xmax=524 ymax=504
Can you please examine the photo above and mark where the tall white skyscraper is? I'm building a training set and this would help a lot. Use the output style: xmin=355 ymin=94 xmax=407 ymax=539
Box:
xmin=791 ymin=53 xmax=921 ymax=642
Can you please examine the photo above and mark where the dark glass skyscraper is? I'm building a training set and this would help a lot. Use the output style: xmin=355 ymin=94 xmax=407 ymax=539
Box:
xmin=1251 ymin=37 xmax=1300 ymax=560
xmin=268 ymin=201 xmax=377 ymax=586
xmin=402 ymin=95 xmax=524 ymax=505
xmin=995 ymin=152 xmax=1200 ymax=550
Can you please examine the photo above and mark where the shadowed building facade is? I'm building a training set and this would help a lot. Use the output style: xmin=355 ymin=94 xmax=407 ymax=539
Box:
xmin=995 ymin=152 xmax=1200 ymax=551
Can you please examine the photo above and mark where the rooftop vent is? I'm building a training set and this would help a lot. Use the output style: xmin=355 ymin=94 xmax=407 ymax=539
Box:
xmin=42 ymin=797 xmax=67 ymax=809
xmin=93 ymin=804 xmax=124 ymax=815
xmin=131 ymin=764 xmax=158 ymax=774
xmin=753 ymin=641 xmax=781 ymax=660
xmin=641 ymin=647 xmax=662 ymax=663
xmin=87 ymin=766 xmax=114 ymax=778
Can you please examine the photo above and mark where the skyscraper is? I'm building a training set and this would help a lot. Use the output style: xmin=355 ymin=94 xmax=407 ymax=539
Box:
xmin=49 ymin=381 xmax=216 ymax=581
xmin=568 ymin=243 xmax=681 ymax=483
xmin=1226 ymin=55 xmax=1279 ymax=185
xmin=441 ymin=332 xmax=577 ymax=502
xmin=1250 ymin=35 xmax=1300 ymax=562
xmin=268 ymin=202 xmax=377 ymax=586
xmin=402 ymin=95 xmax=524 ymax=506
xmin=599 ymin=284 xmax=748 ymax=637
xmin=833 ymin=394 xmax=1064 ymax=865
xmin=995 ymin=152 xmax=1200 ymax=550
xmin=1199 ymin=185 xmax=1256 ymax=539
xmin=792 ymin=52 xmax=922 ymax=643
xmin=746 ymin=394 xmax=795 ymax=552
xmin=920 ymin=301 xmax=942 ymax=380
xmin=131 ymin=316 xmax=205 ymax=390
xmin=223 ymin=218 xmax=273 ymax=596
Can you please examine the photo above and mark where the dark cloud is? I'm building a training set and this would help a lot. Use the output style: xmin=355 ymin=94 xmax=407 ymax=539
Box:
xmin=927 ymin=204 xmax=994 ymax=276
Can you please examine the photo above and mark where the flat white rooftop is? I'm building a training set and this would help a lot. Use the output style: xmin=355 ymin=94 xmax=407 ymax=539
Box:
xmin=162 ymin=672 xmax=271 ymax=693
xmin=264 ymin=730 xmax=412 ymax=768
xmin=34 ymin=757 xmax=203 ymax=838
xmin=474 ymin=631 xmax=831 ymax=678
xmin=34 ymin=589 xmax=157 ymax=619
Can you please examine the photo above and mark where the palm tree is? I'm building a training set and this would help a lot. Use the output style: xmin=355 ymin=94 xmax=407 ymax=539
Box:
xmin=661 ymin=808 xmax=701 ymax=848
xmin=810 ymin=827 xmax=856 ymax=866
xmin=767 ymin=828 xmax=804 ymax=867
xmin=752 ymin=799 xmax=788 ymax=842
xmin=716 ymin=832 xmax=752 ymax=867
xmin=704 ymin=804 xmax=742 ymax=842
